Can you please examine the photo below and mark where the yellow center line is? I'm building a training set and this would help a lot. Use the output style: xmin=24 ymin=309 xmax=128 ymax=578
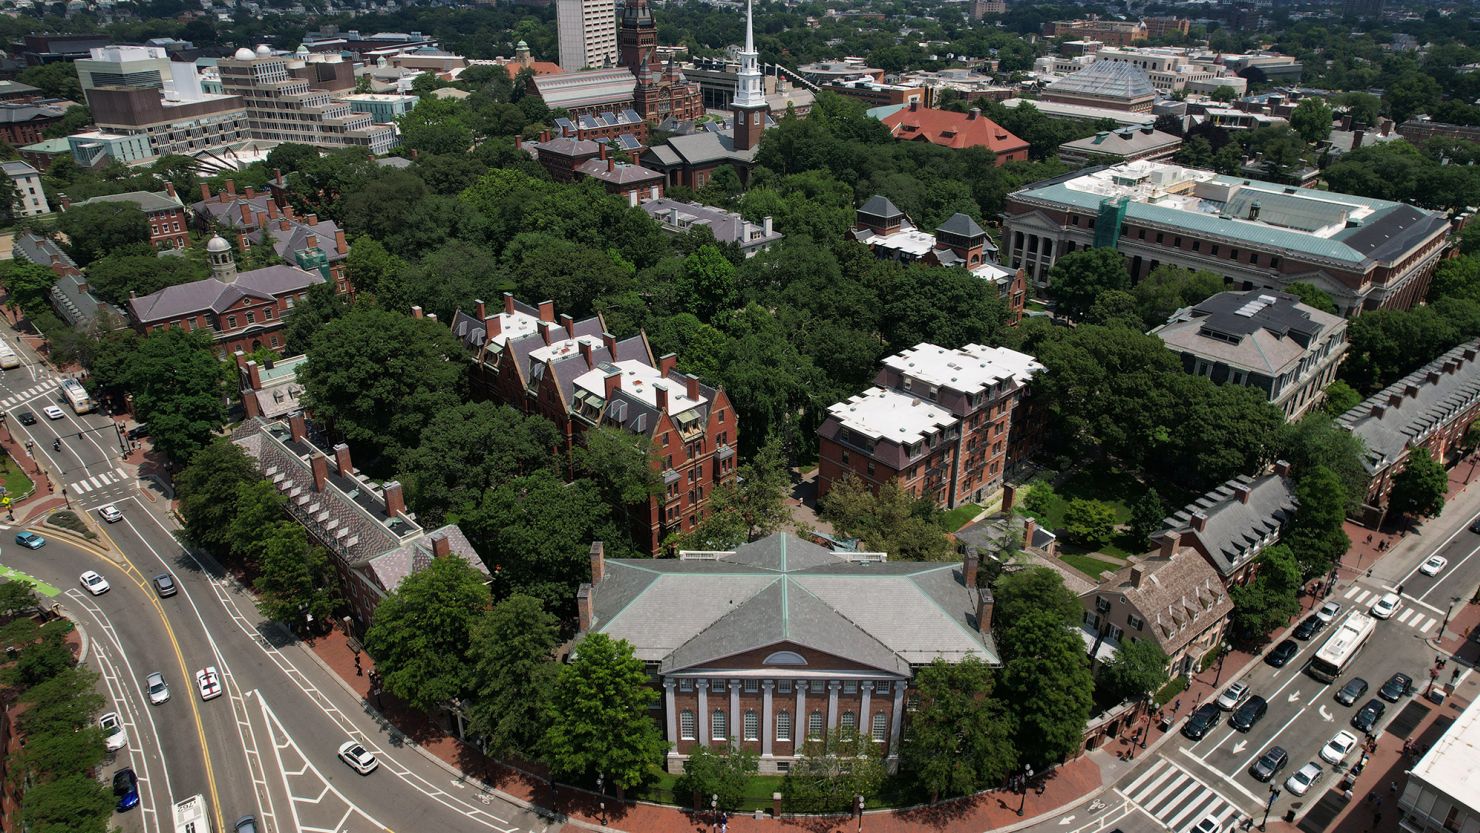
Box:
xmin=52 ymin=522 xmax=228 ymax=833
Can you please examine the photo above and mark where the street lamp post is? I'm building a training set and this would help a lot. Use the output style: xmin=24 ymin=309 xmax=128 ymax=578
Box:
xmin=1441 ymin=596 xmax=1463 ymax=638
xmin=1260 ymin=786 xmax=1280 ymax=831
xmin=1017 ymin=765 xmax=1034 ymax=816
xmin=1212 ymin=642 xmax=1231 ymax=686
xmin=597 ymin=773 xmax=605 ymax=826
xmin=855 ymin=794 xmax=864 ymax=833
xmin=711 ymin=793 xmax=718 ymax=832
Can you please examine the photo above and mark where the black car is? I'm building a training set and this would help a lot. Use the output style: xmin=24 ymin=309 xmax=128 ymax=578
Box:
xmin=1379 ymin=672 xmax=1413 ymax=702
xmin=112 ymin=768 xmax=139 ymax=812
xmin=1335 ymin=677 xmax=1369 ymax=707
xmin=15 ymin=410 xmax=34 ymax=426
xmin=1250 ymin=745 xmax=1289 ymax=782
xmin=1472 ymin=517 xmax=1480 ymax=534
xmin=1352 ymin=698 xmax=1387 ymax=733
xmin=1294 ymin=615 xmax=1324 ymax=640
xmin=1182 ymin=703 xmax=1222 ymax=740
xmin=1266 ymin=639 xmax=1300 ymax=668
xmin=1231 ymin=696 xmax=1269 ymax=731
xmin=126 ymin=423 xmax=148 ymax=440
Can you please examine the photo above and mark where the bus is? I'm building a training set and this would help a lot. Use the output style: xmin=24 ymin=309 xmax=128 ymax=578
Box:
xmin=1308 ymin=612 xmax=1377 ymax=682
xmin=59 ymin=378 xmax=92 ymax=415
xmin=0 ymin=337 xmax=19 ymax=370
xmin=173 ymin=793 xmax=211 ymax=833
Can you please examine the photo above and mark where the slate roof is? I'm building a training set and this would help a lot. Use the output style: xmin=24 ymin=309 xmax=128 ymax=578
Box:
xmin=578 ymin=159 xmax=664 ymax=185
xmin=78 ymin=189 xmax=183 ymax=214
xmin=1059 ymin=126 xmax=1180 ymax=157
xmin=1091 ymin=551 xmax=1232 ymax=656
xmin=936 ymin=212 xmax=986 ymax=238
xmin=192 ymin=194 xmax=347 ymax=263
xmin=128 ymin=265 xmax=324 ymax=324
xmin=591 ymin=532 xmax=997 ymax=673
xmin=859 ymin=194 xmax=903 ymax=220
xmin=1336 ymin=340 xmax=1480 ymax=472
xmin=1153 ymin=289 xmax=1346 ymax=377
xmin=1157 ymin=470 xmax=1297 ymax=577
xmin=640 ymin=198 xmax=784 ymax=250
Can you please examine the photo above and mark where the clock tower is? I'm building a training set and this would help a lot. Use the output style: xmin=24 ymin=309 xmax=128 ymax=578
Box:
xmin=731 ymin=0 xmax=770 ymax=151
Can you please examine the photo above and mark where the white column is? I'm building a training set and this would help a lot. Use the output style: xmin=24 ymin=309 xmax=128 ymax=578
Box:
xmin=860 ymin=682 xmax=873 ymax=738
xmin=729 ymin=679 xmax=741 ymax=750
xmin=796 ymin=685 xmax=807 ymax=744
xmin=762 ymin=680 xmax=774 ymax=758
xmin=664 ymin=679 xmax=678 ymax=745
xmin=827 ymin=681 xmax=841 ymax=730
xmin=889 ymin=682 xmax=906 ymax=751
xmin=697 ymin=679 xmax=710 ymax=747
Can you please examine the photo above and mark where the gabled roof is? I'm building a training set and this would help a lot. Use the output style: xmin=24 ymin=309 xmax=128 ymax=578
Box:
xmin=1157 ymin=470 xmax=1297 ymax=577
xmin=1337 ymin=340 xmax=1480 ymax=472
xmin=128 ymin=265 xmax=323 ymax=323
xmin=879 ymin=105 xmax=1030 ymax=153
xmin=78 ymin=189 xmax=182 ymax=214
xmin=1090 ymin=550 xmax=1232 ymax=655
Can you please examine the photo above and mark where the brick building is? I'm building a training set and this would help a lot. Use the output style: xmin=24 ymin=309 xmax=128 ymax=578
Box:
xmin=73 ymin=186 xmax=190 ymax=250
xmin=817 ymin=342 xmax=1043 ymax=510
xmin=879 ymin=103 xmax=1029 ymax=161
xmin=0 ymin=101 xmax=73 ymax=146
xmin=1081 ymin=546 xmax=1232 ymax=679
xmin=578 ymin=533 xmax=998 ymax=774
xmin=1336 ymin=341 xmax=1480 ymax=525
xmin=1042 ymin=19 xmax=1148 ymax=46
xmin=232 ymin=415 xmax=490 ymax=625
xmin=448 ymin=294 xmax=738 ymax=552
xmin=191 ymin=177 xmax=351 ymax=294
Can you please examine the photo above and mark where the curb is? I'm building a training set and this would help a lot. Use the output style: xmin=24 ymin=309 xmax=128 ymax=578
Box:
xmin=72 ymin=613 xmax=89 ymax=664
xmin=36 ymin=520 xmax=118 ymax=562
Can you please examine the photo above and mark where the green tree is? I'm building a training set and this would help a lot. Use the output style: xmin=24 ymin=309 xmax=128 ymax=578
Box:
xmin=1130 ymin=265 xmax=1224 ymax=329
xmin=0 ymin=260 xmax=57 ymax=319
xmin=1285 ymin=282 xmax=1338 ymax=315
xmin=541 ymin=632 xmax=667 ymax=791
xmin=998 ymin=607 xmax=1094 ymax=766
xmin=1384 ymin=71 xmax=1442 ymax=123
xmin=56 ymin=201 xmax=150 ymax=266
xmin=1277 ymin=414 xmax=1370 ymax=512
xmin=679 ymin=244 xmax=738 ymax=322
xmin=1128 ymin=488 xmax=1167 ymax=548
xmin=1283 ymin=465 xmax=1352 ymax=578
xmin=253 ymin=524 xmax=340 ymax=627
xmin=1321 ymin=380 xmax=1362 ymax=416
xmin=820 ymin=477 xmax=953 ymax=560
xmin=83 ymin=251 xmax=208 ymax=306
xmin=1063 ymin=498 xmax=1117 ymax=550
xmin=901 ymin=657 xmax=1017 ymax=801
xmin=572 ymin=426 xmax=662 ymax=528
xmin=465 ymin=594 xmax=560 ymax=758
xmin=1211 ymin=85 xmax=1238 ymax=103
xmin=227 ymin=479 xmax=290 ymax=565
xmin=176 ymin=439 xmax=260 ymax=553
xmin=18 ymin=62 xmax=83 ymax=101
xmin=674 ymin=745 xmax=760 ymax=812
xmin=1388 ymin=448 xmax=1448 ymax=520
xmin=364 ymin=554 xmax=491 ymax=712
xmin=282 ymin=281 xmax=350 ymax=354
xmin=1086 ymin=289 xmax=1144 ymax=329
xmin=114 ymin=327 xmax=228 ymax=462
xmin=1098 ymin=638 xmax=1169 ymax=703
xmin=1230 ymin=544 xmax=1302 ymax=644
xmin=1047 ymin=248 xmax=1130 ymax=322
xmin=0 ymin=579 xmax=40 ymax=618
xmin=992 ymin=566 xmax=1083 ymax=631
xmin=397 ymin=401 xmax=559 ymax=524
xmin=782 ymin=731 xmax=886 ymax=813
xmin=1290 ymin=98 xmax=1335 ymax=144
xmin=21 ymin=774 xmax=113 ymax=833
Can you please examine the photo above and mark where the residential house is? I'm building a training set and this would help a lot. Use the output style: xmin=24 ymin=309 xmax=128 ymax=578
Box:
xmin=74 ymin=186 xmax=190 ymax=250
xmin=1153 ymin=464 xmax=1298 ymax=586
xmin=639 ymin=198 xmax=781 ymax=257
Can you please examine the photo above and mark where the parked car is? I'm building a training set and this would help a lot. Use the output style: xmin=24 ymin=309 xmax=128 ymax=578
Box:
xmin=99 ymin=712 xmax=127 ymax=752
xmin=234 ymin=817 xmax=259 ymax=833
xmin=145 ymin=672 xmax=169 ymax=705
xmin=126 ymin=423 xmax=148 ymax=440
xmin=1183 ymin=703 xmax=1222 ymax=740
xmin=113 ymin=768 xmax=139 ymax=812
xmin=337 ymin=741 xmax=378 ymax=775
xmin=1320 ymin=730 xmax=1359 ymax=764
xmin=1379 ymin=672 xmax=1413 ymax=702
xmin=1352 ymin=698 xmax=1387 ymax=733
xmin=1471 ymin=516 xmax=1480 ymax=533
xmin=152 ymin=573 xmax=177 ymax=598
xmin=1420 ymin=556 xmax=1448 ymax=576
xmin=196 ymin=667 xmax=222 ymax=701
xmin=1285 ymin=762 xmax=1324 ymax=797
xmin=1335 ymin=677 xmax=1369 ymax=707
xmin=97 ymin=504 xmax=122 ymax=523
xmin=14 ymin=531 xmax=44 ymax=549
xmin=1316 ymin=601 xmax=1342 ymax=623
xmin=1266 ymin=639 xmax=1300 ymax=668
xmin=15 ymin=410 xmax=35 ymax=425
xmin=1230 ymin=696 xmax=1268 ymax=731
xmin=1216 ymin=681 xmax=1250 ymax=710
xmin=1371 ymin=593 xmax=1402 ymax=619
xmin=1250 ymin=746 xmax=1289 ymax=782
xmin=79 ymin=570 xmax=110 ymax=595
xmin=1294 ymin=615 xmax=1324 ymax=640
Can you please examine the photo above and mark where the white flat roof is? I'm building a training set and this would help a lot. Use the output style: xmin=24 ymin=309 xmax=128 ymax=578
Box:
xmin=573 ymin=359 xmax=706 ymax=415
xmin=884 ymin=343 xmax=1043 ymax=395
xmin=487 ymin=310 xmax=544 ymax=347
xmin=972 ymin=262 xmax=1015 ymax=285
xmin=828 ymin=386 xmax=955 ymax=444
xmin=866 ymin=226 xmax=936 ymax=257
xmin=529 ymin=333 xmax=603 ymax=364
xmin=1410 ymin=693 xmax=1480 ymax=811
xmin=1002 ymin=98 xmax=1156 ymax=126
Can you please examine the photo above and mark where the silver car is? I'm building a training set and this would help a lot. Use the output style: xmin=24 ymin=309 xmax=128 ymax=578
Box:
xmin=145 ymin=672 xmax=170 ymax=705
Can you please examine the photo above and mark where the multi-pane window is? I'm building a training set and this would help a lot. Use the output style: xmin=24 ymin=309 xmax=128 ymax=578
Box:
xmin=778 ymin=680 xmax=792 ymax=694
xmin=744 ymin=710 xmax=758 ymax=741
xmin=776 ymin=711 xmax=792 ymax=741
xmin=712 ymin=710 xmax=727 ymax=741
xmin=872 ymin=712 xmax=888 ymax=742
xmin=679 ymin=679 xmax=693 ymax=692
xmin=841 ymin=711 xmax=856 ymax=732
xmin=808 ymin=711 xmax=823 ymax=740
xmin=744 ymin=680 xmax=759 ymax=693
xmin=680 ymin=710 xmax=696 ymax=740
xmin=843 ymin=681 xmax=857 ymax=694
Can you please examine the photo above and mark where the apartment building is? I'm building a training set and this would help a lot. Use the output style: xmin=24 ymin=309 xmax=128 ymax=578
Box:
xmin=74 ymin=186 xmax=189 ymax=250
xmin=448 ymin=294 xmax=738 ymax=553
xmin=817 ymin=342 xmax=1042 ymax=510
xmin=1003 ymin=161 xmax=1451 ymax=314
xmin=3 ymin=161 xmax=48 ymax=217
xmin=557 ymin=0 xmax=618 ymax=70
xmin=1153 ymin=464 xmax=1297 ymax=586
xmin=217 ymin=46 xmax=396 ymax=154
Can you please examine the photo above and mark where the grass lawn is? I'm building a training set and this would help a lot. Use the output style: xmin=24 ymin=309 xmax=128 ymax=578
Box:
xmin=938 ymin=503 xmax=984 ymax=532
xmin=0 ymin=452 xmax=32 ymax=499
xmin=1021 ymin=466 xmax=1150 ymax=562
xmin=639 ymin=772 xmax=788 ymax=812
xmin=1059 ymin=552 xmax=1123 ymax=581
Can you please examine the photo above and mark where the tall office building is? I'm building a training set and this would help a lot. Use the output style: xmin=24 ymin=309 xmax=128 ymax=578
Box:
xmin=557 ymin=0 xmax=618 ymax=71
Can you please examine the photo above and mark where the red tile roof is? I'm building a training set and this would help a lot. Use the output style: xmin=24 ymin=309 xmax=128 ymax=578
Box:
xmin=502 ymin=60 xmax=564 ymax=79
xmin=881 ymin=105 xmax=1029 ymax=157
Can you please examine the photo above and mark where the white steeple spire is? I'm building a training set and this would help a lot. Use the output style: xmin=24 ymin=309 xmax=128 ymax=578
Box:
xmin=733 ymin=0 xmax=765 ymax=109
xmin=745 ymin=0 xmax=754 ymax=54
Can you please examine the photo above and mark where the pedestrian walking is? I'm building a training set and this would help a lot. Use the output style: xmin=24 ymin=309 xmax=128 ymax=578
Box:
xmin=1174 ymin=699 xmax=1182 ymax=713
xmin=1454 ymin=667 xmax=1462 ymax=683
xmin=1398 ymin=584 xmax=1405 ymax=596
xmin=1390 ymin=781 xmax=1398 ymax=794
xmin=1375 ymin=811 xmax=1384 ymax=826
xmin=1367 ymin=534 xmax=1373 ymax=543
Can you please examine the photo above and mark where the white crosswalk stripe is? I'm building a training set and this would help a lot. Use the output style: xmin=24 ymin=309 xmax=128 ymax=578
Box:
xmin=1352 ymin=589 xmax=1374 ymax=606
xmin=1414 ymin=616 xmax=1434 ymax=633
xmin=1120 ymin=758 xmax=1243 ymax=832
xmin=1397 ymin=608 xmax=1415 ymax=624
xmin=69 ymin=471 xmax=119 ymax=494
xmin=1344 ymin=585 xmax=1360 ymax=600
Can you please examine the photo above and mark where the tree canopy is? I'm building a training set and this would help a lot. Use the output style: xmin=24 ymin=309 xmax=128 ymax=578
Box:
xmin=364 ymin=554 xmax=491 ymax=712
xmin=541 ymin=632 xmax=667 ymax=791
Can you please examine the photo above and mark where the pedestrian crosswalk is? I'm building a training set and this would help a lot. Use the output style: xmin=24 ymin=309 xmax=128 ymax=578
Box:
xmin=0 ymin=380 xmax=57 ymax=409
xmin=1342 ymin=585 xmax=1437 ymax=633
xmin=68 ymin=468 xmax=129 ymax=495
xmin=1120 ymin=758 xmax=1245 ymax=833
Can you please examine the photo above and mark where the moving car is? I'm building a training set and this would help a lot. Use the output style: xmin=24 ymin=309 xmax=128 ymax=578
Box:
xmin=1266 ymin=639 xmax=1300 ymax=668
xmin=15 ymin=410 xmax=34 ymax=425
xmin=97 ymin=504 xmax=122 ymax=523
xmin=1420 ymin=556 xmax=1448 ymax=576
xmin=1193 ymin=816 xmax=1222 ymax=833
xmin=99 ymin=712 xmax=127 ymax=752
xmin=1371 ymin=593 xmax=1402 ymax=619
xmin=145 ymin=672 xmax=170 ymax=705
xmin=1335 ymin=677 xmax=1369 ymax=707
xmin=42 ymin=405 xmax=63 ymax=420
xmin=1379 ymin=672 xmax=1413 ymax=702
xmin=152 ymin=573 xmax=177 ymax=598
xmin=1216 ymin=681 xmax=1250 ymax=710
xmin=113 ymin=768 xmax=139 ymax=812
xmin=79 ymin=570 xmax=110 ymax=595
xmin=1183 ymin=703 xmax=1222 ymax=740
xmin=337 ymin=741 xmax=378 ymax=775
xmin=1294 ymin=615 xmax=1324 ymax=640
xmin=1230 ymin=696 xmax=1268 ymax=731
xmin=1285 ymin=762 xmax=1324 ymax=797
xmin=1316 ymin=601 xmax=1342 ymax=624
xmin=196 ymin=667 xmax=222 ymax=701
xmin=1250 ymin=746 xmax=1289 ymax=782
xmin=234 ymin=817 xmax=259 ymax=833
xmin=14 ymin=531 xmax=44 ymax=549
xmin=1320 ymin=730 xmax=1358 ymax=764
xmin=1352 ymin=698 xmax=1387 ymax=732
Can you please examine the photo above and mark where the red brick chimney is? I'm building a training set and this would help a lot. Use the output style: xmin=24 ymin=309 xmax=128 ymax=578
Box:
xmin=412 ymin=305 xmax=423 ymax=318
xmin=335 ymin=229 xmax=347 ymax=254
xmin=164 ymin=181 xmax=175 ymax=199
xmin=602 ymin=332 xmax=617 ymax=358
xmin=608 ymin=158 xmax=615 ymax=173
xmin=267 ymin=200 xmax=279 ymax=219
xmin=255 ymin=211 xmax=268 ymax=229
xmin=503 ymin=293 xmax=516 ymax=315
xmin=1159 ymin=531 xmax=1181 ymax=558
xmin=560 ymin=313 xmax=575 ymax=339
xmin=538 ymin=300 xmax=555 ymax=322
xmin=577 ymin=583 xmax=593 ymax=632
xmin=199 ymin=182 xmax=211 ymax=202
xmin=475 ymin=298 xmax=486 ymax=319
xmin=590 ymin=541 xmax=605 ymax=582
xmin=1023 ymin=516 xmax=1037 ymax=549
xmin=579 ymin=339 xmax=593 ymax=367
xmin=685 ymin=375 xmax=700 ymax=400
xmin=226 ymin=179 xmax=236 ymax=196
xmin=245 ymin=360 xmax=262 ymax=390
xmin=659 ymin=353 xmax=677 ymax=376
xmin=604 ymin=368 xmax=623 ymax=398
xmin=599 ymin=143 xmax=607 ymax=160
xmin=311 ymin=454 xmax=329 ymax=492
xmin=431 ymin=533 xmax=450 ymax=557
xmin=383 ymin=481 xmax=406 ymax=517
xmin=1001 ymin=483 xmax=1016 ymax=513
xmin=305 ymin=234 xmax=317 ymax=250
xmin=333 ymin=443 xmax=352 ymax=477
xmin=1130 ymin=562 xmax=1146 ymax=588
xmin=307 ymin=213 xmax=318 ymax=226
xmin=240 ymin=202 xmax=253 ymax=224
xmin=1273 ymin=459 xmax=1292 ymax=477
xmin=289 ymin=412 xmax=306 ymax=443
xmin=245 ymin=186 xmax=256 ymax=199
xmin=1190 ymin=511 xmax=1208 ymax=532
xmin=279 ymin=218 xmax=291 ymax=231
xmin=1232 ymin=483 xmax=1251 ymax=504
xmin=975 ymin=593 xmax=993 ymax=634
xmin=964 ymin=552 xmax=979 ymax=587
xmin=485 ymin=316 xmax=502 ymax=341
xmin=655 ymin=384 xmax=668 ymax=412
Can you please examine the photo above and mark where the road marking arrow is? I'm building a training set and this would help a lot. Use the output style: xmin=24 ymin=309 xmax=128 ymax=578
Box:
xmin=1233 ymin=740 xmax=1248 ymax=754
xmin=1289 ymin=691 xmax=1302 ymax=703
xmin=1319 ymin=705 xmax=1332 ymax=721
xmin=1059 ymin=816 xmax=1077 ymax=825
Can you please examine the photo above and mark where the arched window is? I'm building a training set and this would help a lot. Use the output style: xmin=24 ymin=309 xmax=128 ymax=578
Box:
xmin=680 ymin=710 xmax=696 ymax=740
xmin=808 ymin=711 xmax=824 ymax=740
xmin=871 ymin=712 xmax=888 ymax=742
xmin=744 ymin=710 xmax=758 ymax=741
xmin=763 ymin=651 xmax=808 ymax=666
xmin=712 ymin=709 xmax=727 ymax=741
xmin=776 ymin=711 xmax=792 ymax=741
xmin=841 ymin=711 xmax=857 ymax=732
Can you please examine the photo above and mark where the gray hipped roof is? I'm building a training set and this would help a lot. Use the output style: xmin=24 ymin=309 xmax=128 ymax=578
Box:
xmin=936 ymin=212 xmax=986 ymax=238
xmin=859 ymin=194 xmax=903 ymax=220
xmin=1337 ymin=340 xmax=1480 ymax=472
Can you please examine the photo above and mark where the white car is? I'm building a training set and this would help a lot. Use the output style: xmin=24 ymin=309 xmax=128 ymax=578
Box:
xmin=99 ymin=712 xmax=128 ymax=751
xmin=195 ymin=667 xmax=222 ymax=701
xmin=145 ymin=672 xmax=169 ymax=705
xmin=1216 ymin=681 xmax=1250 ymax=711
xmin=97 ymin=505 xmax=122 ymax=523
xmin=79 ymin=570 xmax=110 ymax=595
xmin=1316 ymin=601 xmax=1342 ymax=623
xmin=42 ymin=405 xmax=63 ymax=420
xmin=1319 ymin=730 xmax=1358 ymax=764
xmin=1285 ymin=761 xmax=1324 ymax=796
xmin=1371 ymin=592 xmax=1402 ymax=619
xmin=1420 ymin=556 xmax=1448 ymax=576
xmin=337 ymin=741 xmax=378 ymax=775
xmin=1192 ymin=815 xmax=1222 ymax=833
